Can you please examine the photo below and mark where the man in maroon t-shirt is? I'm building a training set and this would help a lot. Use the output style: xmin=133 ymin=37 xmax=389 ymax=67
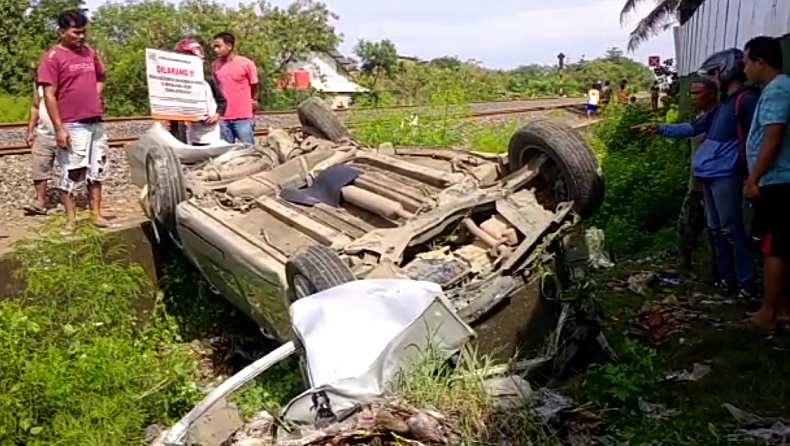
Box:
xmin=37 ymin=9 xmax=112 ymax=229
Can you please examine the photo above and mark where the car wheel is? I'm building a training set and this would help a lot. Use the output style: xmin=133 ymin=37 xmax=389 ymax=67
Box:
xmin=507 ymin=120 xmax=604 ymax=219
xmin=145 ymin=144 xmax=186 ymax=241
xmin=297 ymin=97 xmax=351 ymax=143
xmin=285 ymin=245 xmax=357 ymax=301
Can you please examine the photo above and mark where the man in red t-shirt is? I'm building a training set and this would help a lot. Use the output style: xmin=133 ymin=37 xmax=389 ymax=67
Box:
xmin=37 ymin=9 xmax=112 ymax=229
xmin=211 ymin=32 xmax=259 ymax=145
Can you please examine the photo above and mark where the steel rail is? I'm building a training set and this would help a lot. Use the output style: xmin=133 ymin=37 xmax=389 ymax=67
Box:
xmin=0 ymin=96 xmax=585 ymax=130
xmin=0 ymin=102 xmax=586 ymax=156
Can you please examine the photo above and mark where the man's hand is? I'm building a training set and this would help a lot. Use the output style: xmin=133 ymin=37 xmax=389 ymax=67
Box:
xmin=251 ymin=98 xmax=258 ymax=112
xmin=744 ymin=178 xmax=760 ymax=201
xmin=56 ymin=128 xmax=71 ymax=150
xmin=633 ymin=123 xmax=658 ymax=135
xmin=26 ymin=130 xmax=35 ymax=147
xmin=205 ymin=113 xmax=220 ymax=125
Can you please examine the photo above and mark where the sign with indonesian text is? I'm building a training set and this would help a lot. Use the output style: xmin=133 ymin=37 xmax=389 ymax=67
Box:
xmin=145 ymin=48 xmax=208 ymax=121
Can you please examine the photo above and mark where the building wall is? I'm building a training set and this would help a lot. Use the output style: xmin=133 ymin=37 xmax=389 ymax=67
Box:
xmin=673 ymin=0 xmax=790 ymax=113
xmin=285 ymin=52 xmax=350 ymax=87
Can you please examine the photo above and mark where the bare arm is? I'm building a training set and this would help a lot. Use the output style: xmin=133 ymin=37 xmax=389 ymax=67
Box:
xmin=94 ymin=50 xmax=106 ymax=96
xmin=27 ymin=83 xmax=40 ymax=137
xmin=748 ymin=124 xmax=786 ymax=185
xmin=251 ymin=83 xmax=259 ymax=101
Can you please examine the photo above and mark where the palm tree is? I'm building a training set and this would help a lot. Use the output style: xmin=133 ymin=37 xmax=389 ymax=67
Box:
xmin=620 ymin=0 xmax=702 ymax=52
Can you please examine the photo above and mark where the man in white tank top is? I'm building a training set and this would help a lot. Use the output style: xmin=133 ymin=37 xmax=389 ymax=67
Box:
xmin=24 ymin=83 xmax=58 ymax=215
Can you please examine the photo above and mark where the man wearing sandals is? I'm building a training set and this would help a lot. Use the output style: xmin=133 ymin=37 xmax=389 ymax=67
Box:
xmin=742 ymin=36 xmax=790 ymax=330
xmin=37 ymin=10 xmax=112 ymax=229
xmin=24 ymin=83 xmax=57 ymax=216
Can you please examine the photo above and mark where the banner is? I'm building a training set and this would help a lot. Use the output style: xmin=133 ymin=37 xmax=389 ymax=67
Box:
xmin=145 ymin=48 xmax=208 ymax=121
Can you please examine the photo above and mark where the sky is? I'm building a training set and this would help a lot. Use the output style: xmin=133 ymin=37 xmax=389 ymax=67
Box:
xmin=285 ymin=0 xmax=677 ymax=69
xmin=86 ymin=0 xmax=677 ymax=69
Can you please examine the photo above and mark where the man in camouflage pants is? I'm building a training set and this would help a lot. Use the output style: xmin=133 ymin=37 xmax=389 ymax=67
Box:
xmin=677 ymin=77 xmax=719 ymax=278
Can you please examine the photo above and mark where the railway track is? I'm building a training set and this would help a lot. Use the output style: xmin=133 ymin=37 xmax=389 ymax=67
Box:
xmin=0 ymin=97 xmax=587 ymax=156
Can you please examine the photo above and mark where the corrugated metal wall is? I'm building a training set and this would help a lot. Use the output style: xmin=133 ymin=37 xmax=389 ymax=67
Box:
xmin=675 ymin=0 xmax=790 ymax=76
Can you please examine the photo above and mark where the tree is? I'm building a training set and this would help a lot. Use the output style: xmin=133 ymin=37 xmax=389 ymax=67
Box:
xmin=88 ymin=0 xmax=340 ymax=114
xmin=0 ymin=0 xmax=85 ymax=96
xmin=429 ymin=56 xmax=462 ymax=70
xmin=354 ymin=38 xmax=398 ymax=83
xmin=619 ymin=0 xmax=701 ymax=51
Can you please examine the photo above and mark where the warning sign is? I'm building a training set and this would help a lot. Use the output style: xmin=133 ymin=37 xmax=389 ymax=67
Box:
xmin=648 ymin=56 xmax=661 ymax=68
xmin=145 ymin=48 xmax=208 ymax=121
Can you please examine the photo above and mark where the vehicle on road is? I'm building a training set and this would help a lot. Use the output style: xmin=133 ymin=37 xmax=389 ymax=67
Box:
xmin=125 ymin=98 xmax=605 ymax=360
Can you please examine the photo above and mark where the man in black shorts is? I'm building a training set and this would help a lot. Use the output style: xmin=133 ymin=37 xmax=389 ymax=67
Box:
xmin=742 ymin=36 xmax=790 ymax=330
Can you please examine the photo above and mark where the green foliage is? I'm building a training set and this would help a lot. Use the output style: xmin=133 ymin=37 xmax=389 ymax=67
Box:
xmin=590 ymin=103 xmax=689 ymax=255
xmin=354 ymin=38 xmax=398 ymax=78
xmin=231 ymin=357 xmax=303 ymax=419
xmin=583 ymin=337 xmax=660 ymax=416
xmin=0 ymin=219 xmax=201 ymax=445
xmin=350 ymin=75 xmax=472 ymax=147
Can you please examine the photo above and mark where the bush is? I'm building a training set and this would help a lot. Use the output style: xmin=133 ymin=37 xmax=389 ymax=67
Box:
xmin=0 ymin=220 xmax=201 ymax=445
xmin=590 ymin=104 xmax=690 ymax=255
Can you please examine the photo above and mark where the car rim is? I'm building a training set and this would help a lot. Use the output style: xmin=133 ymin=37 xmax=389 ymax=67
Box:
xmin=519 ymin=145 xmax=570 ymax=204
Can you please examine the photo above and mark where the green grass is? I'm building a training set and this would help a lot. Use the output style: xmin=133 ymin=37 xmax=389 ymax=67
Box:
xmin=0 ymin=218 xmax=209 ymax=445
xmin=0 ymin=94 xmax=30 ymax=123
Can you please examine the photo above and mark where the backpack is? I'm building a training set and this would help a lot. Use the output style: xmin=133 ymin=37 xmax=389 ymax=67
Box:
xmin=734 ymin=88 xmax=760 ymax=174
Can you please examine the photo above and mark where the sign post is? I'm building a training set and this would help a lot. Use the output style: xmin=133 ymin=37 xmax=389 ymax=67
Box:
xmin=145 ymin=48 xmax=208 ymax=121
xmin=648 ymin=55 xmax=661 ymax=68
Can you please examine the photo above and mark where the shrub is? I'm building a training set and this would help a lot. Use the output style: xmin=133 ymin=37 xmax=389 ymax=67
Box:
xmin=590 ymin=104 xmax=690 ymax=255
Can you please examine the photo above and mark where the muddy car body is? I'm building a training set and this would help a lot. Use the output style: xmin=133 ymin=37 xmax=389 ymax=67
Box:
xmin=127 ymin=100 xmax=604 ymax=360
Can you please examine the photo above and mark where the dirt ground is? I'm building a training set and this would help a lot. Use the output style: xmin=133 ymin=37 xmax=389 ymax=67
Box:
xmin=577 ymin=247 xmax=790 ymax=444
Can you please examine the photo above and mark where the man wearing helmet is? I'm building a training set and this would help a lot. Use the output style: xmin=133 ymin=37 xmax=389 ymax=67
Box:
xmin=639 ymin=48 xmax=758 ymax=298
xmin=172 ymin=39 xmax=227 ymax=145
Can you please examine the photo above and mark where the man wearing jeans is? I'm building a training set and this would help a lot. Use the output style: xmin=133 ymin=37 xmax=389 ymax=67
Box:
xmin=212 ymin=32 xmax=259 ymax=145
xmin=639 ymin=49 xmax=757 ymax=297
xmin=38 ymin=9 xmax=111 ymax=229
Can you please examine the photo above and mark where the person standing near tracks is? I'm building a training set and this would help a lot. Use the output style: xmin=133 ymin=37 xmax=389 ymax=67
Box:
xmin=37 ymin=9 xmax=112 ymax=230
xmin=617 ymin=79 xmax=629 ymax=105
xmin=676 ymin=76 xmax=719 ymax=278
xmin=650 ymin=81 xmax=661 ymax=110
xmin=586 ymin=83 xmax=601 ymax=118
xmin=600 ymin=80 xmax=613 ymax=110
xmin=639 ymin=49 xmax=758 ymax=298
xmin=742 ymin=36 xmax=790 ymax=330
xmin=23 ymin=83 xmax=57 ymax=216
xmin=212 ymin=32 xmax=259 ymax=145
xmin=171 ymin=39 xmax=227 ymax=146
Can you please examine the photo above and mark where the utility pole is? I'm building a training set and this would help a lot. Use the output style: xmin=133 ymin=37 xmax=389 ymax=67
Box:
xmin=557 ymin=52 xmax=566 ymax=97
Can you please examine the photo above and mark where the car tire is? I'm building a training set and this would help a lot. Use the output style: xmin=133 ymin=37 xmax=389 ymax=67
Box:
xmin=507 ymin=119 xmax=604 ymax=219
xmin=297 ymin=97 xmax=350 ymax=143
xmin=286 ymin=245 xmax=357 ymax=301
xmin=145 ymin=144 xmax=186 ymax=240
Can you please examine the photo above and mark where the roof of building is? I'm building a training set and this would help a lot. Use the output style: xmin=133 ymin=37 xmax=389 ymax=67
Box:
xmin=326 ymin=48 xmax=358 ymax=72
